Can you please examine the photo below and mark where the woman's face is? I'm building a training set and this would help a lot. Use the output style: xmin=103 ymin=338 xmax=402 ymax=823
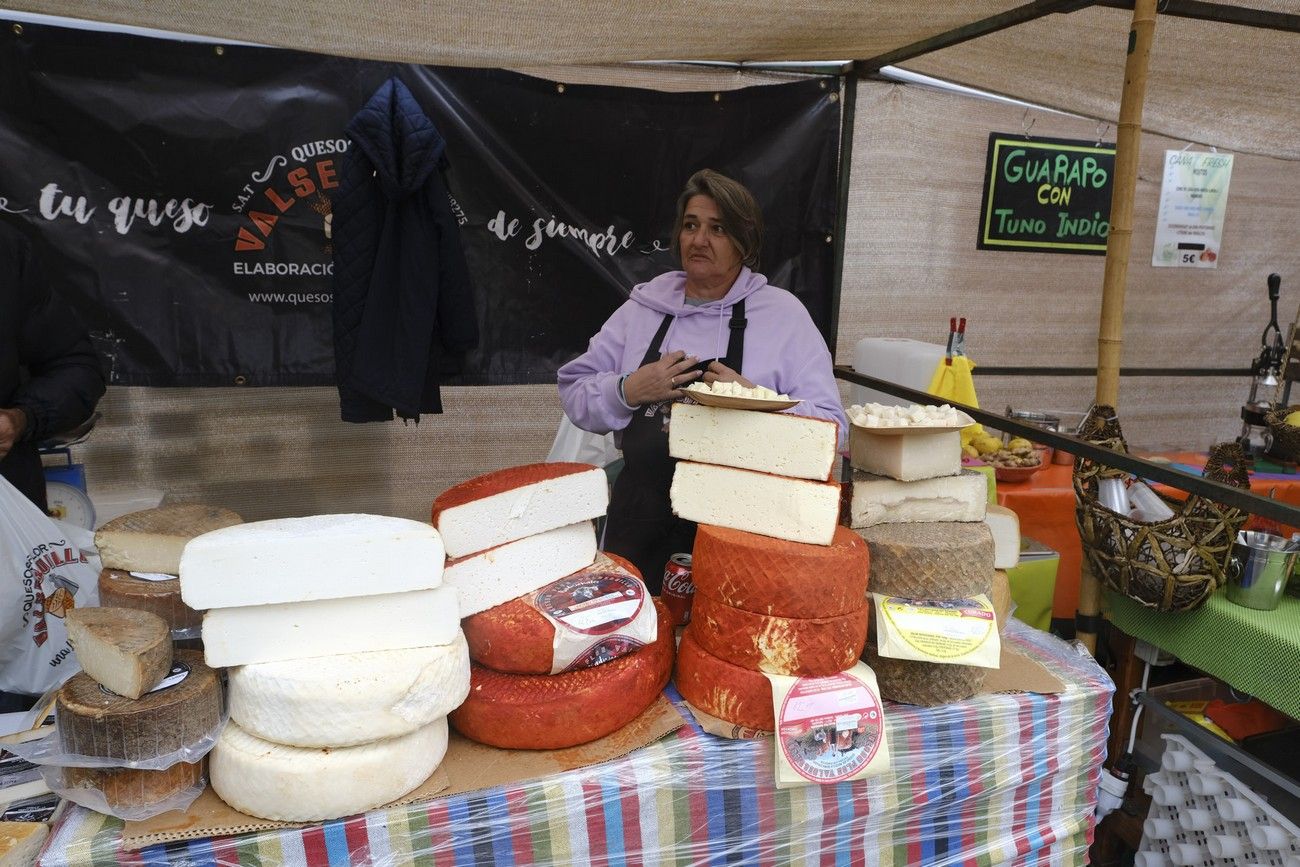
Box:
xmin=680 ymin=195 xmax=742 ymax=286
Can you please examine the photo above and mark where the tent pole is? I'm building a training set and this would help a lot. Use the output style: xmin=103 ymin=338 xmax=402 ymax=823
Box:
xmin=1082 ymin=0 xmax=1158 ymax=655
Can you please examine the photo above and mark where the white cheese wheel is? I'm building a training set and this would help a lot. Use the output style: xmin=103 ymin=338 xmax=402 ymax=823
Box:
xmin=227 ymin=634 xmax=470 ymax=747
xmin=210 ymin=718 xmax=448 ymax=822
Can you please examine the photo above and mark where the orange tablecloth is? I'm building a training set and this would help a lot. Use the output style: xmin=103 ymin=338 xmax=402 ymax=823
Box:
xmin=995 ymin=452 xmax=1300 ymax=621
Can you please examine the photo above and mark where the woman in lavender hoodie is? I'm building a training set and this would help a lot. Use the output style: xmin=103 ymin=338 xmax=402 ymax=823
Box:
xmin=557 ymin=169 xmax=847 ymax=591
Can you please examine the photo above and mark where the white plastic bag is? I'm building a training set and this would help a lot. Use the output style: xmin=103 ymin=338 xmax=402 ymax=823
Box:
xmin=546 ymin=415 xmax=621 ymax=468
xmin=0 ymin=477 xmax=100 ymax=694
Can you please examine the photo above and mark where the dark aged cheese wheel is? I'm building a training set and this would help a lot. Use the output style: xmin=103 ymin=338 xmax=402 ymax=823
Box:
xmin=690 ymin=596 xmax=868 ymax=677
xmin=691 ymin=524 xmax=870 ymax=618
xmin=98 ymin=569 xmax=203 ymax=633
xmin=450 ymin=601 xmax=672 ymax=749
xmin=862 ymin=643 xmax=987 ymax=707
xmin=674 ymin=626 xmax=774 ymax=731
xmin=853 ymin=522 xmax=994 ymax=599
xmin=56 ymin=649 xmax=221 ymax=762
xmin=462 ymin=552 xmax=645 ymax=675
xmin=61 ymin=759 xmax=205 ymax=810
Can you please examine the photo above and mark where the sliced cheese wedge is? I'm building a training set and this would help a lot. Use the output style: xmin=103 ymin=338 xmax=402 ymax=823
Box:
xmin=442 ymin=521 xmax=597 ymax=617
xmin=203 ymin=587 xmax=460 ymax=668
xmin=180 ymin=514 xmax=444 ymax=609
xmin=668 ymin=403 xmax=839 ymax=481
xmin=849 ymin=470 xmax=986 ymax=528
xmin=670 ymin=462 xmax=840 ymax=546
xmin=95 ymin=504 xmax=242 ymax=575
xmin=985 ymin=504 xmax=1022 ymax=570
xmin=849 ymin=427 xmax=961 ymax=481
xmin=432 ymin=463 xmax=608 ymax=558
xmin=65 ymin=607 xmax=172 ymax=700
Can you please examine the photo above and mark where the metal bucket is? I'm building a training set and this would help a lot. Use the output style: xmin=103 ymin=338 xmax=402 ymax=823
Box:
xmin=1226 ymin=531 xmax=1300 ymax=611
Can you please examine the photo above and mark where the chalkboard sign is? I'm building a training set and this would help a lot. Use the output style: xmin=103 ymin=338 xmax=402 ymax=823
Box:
xmin=977 ymin=133 xmax=1115 ymax=255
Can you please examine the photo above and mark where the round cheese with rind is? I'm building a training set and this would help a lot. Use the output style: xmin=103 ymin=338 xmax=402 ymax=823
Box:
xmin=450 ymin=600 xmax=673 ymax=750
xmin=691 ymin=524 xmax=870 ymax=618
xmin=862 ymin=643 xmax=987 ymax=707
xmin=56 ymin=650 xmax=221 ymax=763
xmin=853 ymin=522 xmax=993 ymax=599
xmin=674 ymin=627 xmax=773 ymax=731
xmin=211 ymin=718 xmax=447 ymax=822
xmin=98 ymin=569 xmax=202 ymax=632
xmin=227 ymin=633 xmax=470 ymax=747
xmin=59 ymin=759 xmax=205 ymax=811
xmin=462 ymin=552 xmax=648 ymax=675
xmin=690 ymin=596 xmax=868 ymax=676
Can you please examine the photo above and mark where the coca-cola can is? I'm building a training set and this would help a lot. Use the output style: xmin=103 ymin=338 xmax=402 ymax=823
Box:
xmin=661 ymin=553 xmax=695 ymax=626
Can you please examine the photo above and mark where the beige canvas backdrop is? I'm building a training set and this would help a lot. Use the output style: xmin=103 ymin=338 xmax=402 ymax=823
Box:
xmin=74 ymin=72 xmax=1300 ymax=521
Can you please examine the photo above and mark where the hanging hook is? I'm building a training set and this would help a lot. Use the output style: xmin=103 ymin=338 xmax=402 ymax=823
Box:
xmin=1022 ymin=108 xmax=1035 ymax=139
xmin=1095 ymin=121 xmax=1110 ymax=147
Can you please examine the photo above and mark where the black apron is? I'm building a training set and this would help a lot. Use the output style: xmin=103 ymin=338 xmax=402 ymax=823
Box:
xmin=604 ymin=300 xmax=746 ymax=593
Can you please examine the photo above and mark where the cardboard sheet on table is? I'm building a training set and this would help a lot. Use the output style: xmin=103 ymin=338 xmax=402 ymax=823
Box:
xmin=121 ymin=696 xmax=685 ymax=850
xmin=686 ymin=643 xmax=1064 ymax=742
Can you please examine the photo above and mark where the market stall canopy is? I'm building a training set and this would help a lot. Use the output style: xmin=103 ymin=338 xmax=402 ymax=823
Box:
xmin=6 ymin=0 xmax=1298 ymax=158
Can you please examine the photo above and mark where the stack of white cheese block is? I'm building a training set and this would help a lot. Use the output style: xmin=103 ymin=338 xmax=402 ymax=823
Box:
xmin=433 ymin=463 xmax=676 ymax=750
xmin=94 ymin=504 xmax=244 ymax=643
xmin=666 ymin=404 xmax=876 ymax=730
xmin=847 ymin=405 xmax=1008 ymax=706
xmin=668 ymin=403 xmax=841 ymax=545
xmin=179 ymin=514 xmax=468 ymax=823
xmin=50 ymin=606 xmax=222 ymax=818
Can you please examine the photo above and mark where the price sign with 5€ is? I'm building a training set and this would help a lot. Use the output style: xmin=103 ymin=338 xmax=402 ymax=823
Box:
xmin=1152 ymin=150 xmax=1234 ymax=268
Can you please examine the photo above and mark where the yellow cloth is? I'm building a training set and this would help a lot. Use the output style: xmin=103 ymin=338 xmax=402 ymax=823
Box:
xmin=927 ymin=356 xmax=984 ymax=447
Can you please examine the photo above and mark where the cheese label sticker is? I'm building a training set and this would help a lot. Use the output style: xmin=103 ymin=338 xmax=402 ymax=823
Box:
xmin=873 ymin=593 xmax=1001 ymax=669
xmin=530 ymin=554 xmax=658 ymax=674
xmin=766 ymin=662 xmax=889 ymax=788
xmin=128 ymin=571 xmax=178 ymax=583
xmin=98 ymin=661 xmax=190 ymax=699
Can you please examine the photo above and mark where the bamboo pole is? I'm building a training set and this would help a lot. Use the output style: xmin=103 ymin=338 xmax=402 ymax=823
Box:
xmin=1080 ymin=0 xmax=1158 ymax=655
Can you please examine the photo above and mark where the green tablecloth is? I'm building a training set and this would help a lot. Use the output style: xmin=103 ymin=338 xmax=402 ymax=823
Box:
xmin=1107 ymin=590 xmax=1300 ymax=720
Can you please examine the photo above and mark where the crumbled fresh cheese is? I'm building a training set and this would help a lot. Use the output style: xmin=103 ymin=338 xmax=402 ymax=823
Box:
xmin=847 ymin=402 xmax=965 ymax=429
xmin=686 ymin=381 xmax=789 ymax=400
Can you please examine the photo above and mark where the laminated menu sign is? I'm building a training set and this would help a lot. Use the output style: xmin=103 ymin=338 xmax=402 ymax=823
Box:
xmin=528 ymin=554 xmax=657 ymax=674
xmin=873 ymin=593 xmax=1001 ymax=669
xmin=1152 ymin=150 xmax=1234 ymax=268
xmin=766 ymin=663 xmax=889 ymax=789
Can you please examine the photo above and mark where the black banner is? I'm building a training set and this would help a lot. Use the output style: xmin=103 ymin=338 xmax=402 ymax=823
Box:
xmin=0 ymin=24 xmax=841 ymax=387
xmin=977 ymin=133 xmax=1114 ymax=255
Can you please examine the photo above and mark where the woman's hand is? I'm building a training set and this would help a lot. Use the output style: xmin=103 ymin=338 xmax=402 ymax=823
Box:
xmin=700 ymin=360 xmax=755 ymax=389
xmin=622 ymin=351 xmax=703 ymax=406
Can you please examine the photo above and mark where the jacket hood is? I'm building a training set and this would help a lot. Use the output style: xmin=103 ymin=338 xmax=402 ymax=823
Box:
xmin=346 ymin=78 xmax=445 ymax=200
xmin=627 ymin=267 xmax=768 ymax=315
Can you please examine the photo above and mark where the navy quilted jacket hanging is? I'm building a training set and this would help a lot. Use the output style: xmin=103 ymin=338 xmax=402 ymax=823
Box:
xmin=332 ymin=77 xmax=479 ymax=422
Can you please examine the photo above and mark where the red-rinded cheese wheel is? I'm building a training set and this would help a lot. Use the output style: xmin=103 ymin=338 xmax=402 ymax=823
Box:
xmin=691 ymin=524 xmax=870 ymax=618
xmin=431 ymin=462 xmax=595 ymax=517
xmin=690 ymin=595 xmax=868 ymax=676
xmin=449 ymin=600 xmax=673 ymax=749
xmin=97 ymin=569 xmax=202 ymax=632
xmin=675 ymin=627 xmax=774 ymax=730
xmin=463 ymin=552 xmax=643 ymax=675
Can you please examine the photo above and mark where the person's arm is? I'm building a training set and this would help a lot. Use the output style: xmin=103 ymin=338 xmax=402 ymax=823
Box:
xmin=557 ymin=304 xmax=640 ymax=435
xmin=785 ymin=349 xmax=850 ymax=448
xmin=9 ymin=237 xmax=106 ymax=444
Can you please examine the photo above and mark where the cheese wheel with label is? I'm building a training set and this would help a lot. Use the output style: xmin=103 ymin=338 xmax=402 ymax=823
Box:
xmin=450 ymin=601 xmax=673 ymax=749
xmin=56 ymin=650 xmax=221 ymax=762
xmin=98 ymin=569 xmax=202 ymax=633
xmin=674 ymin=627 xmax=773 ymax=731
xmin=228 ymin=633 xmax=471 ymax=747
xmin=211 ymin=718 xmax=447 ymax=822
xmin=691 ymin=524 xmax=870 ymax=618
xmin=862 ymin=643 xmax=987 ymax=707
xmin=854 ymin=522 xmax=994 ymax=599
xmin=462 ymin=552 xmax=648 ymax=675
xmin=690 ymin=596 xmax=868 ymax=677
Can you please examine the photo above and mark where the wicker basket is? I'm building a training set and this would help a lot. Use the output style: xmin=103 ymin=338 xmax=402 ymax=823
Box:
xmin=1073 ymin=405 xmax=1250 ymax=612
xmin=1265 ymin=405 xmax=1300 ymax=463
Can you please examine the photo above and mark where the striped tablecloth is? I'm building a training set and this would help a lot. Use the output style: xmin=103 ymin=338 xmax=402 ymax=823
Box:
xmin=38 ymin=622 xmax=1113 ymax=866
